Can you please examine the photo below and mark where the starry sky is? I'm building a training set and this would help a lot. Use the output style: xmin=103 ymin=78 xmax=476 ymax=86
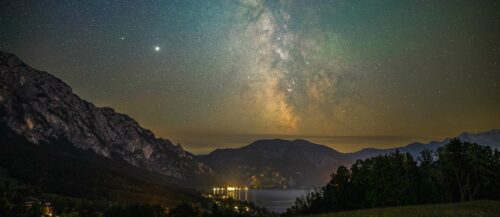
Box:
xmin=1 ymin=0 xmax=499 ymax=154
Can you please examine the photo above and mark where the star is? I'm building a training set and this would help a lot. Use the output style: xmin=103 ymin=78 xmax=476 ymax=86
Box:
xmin=154 ymin=46 xmax=160 ymax=52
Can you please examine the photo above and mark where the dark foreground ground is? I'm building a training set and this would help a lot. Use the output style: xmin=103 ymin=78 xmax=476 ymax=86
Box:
xmin=298 ymin=200 xmax=500 ymax=217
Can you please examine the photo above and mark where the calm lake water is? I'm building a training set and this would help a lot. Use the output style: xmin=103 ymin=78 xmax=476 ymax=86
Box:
xmin=246 ymin=189 xmax=310 ymax=213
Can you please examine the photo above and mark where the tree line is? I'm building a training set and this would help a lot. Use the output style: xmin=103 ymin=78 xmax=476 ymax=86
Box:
xmin=285 ymin=139 xmax=500 ymax=215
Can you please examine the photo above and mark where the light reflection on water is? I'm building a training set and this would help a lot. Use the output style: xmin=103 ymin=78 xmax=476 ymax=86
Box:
xmin=247 ymin=189 xmax=310 ymax=213
xmin=212 ymin=187 xmax=248 ymax=201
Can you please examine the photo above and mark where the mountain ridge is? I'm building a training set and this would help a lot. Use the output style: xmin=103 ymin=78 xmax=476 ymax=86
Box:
xmin=0 ymin=51 xmax=211 ymax=185
xmin=2 ymin=51 xmax=498 ymax=190
xmin=352 ymin=129 xmax=500 ymax=158
xmin=200 ymin=129 xmax=500 ymax=188
xmin=199 ymin=139 xmax=352 ymax=188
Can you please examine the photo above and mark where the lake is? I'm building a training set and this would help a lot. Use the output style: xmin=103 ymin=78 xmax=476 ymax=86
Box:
xmin=246 ymin=189 xmax=310 ymax=213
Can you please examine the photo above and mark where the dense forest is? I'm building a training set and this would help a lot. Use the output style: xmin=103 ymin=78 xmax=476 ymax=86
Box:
xmin=285 ymin=139 xmax=500 ymax=215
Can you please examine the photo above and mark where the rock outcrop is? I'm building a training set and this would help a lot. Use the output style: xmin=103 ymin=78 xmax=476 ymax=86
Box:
xmin=0 ymin=52 xmax=211 ymax=182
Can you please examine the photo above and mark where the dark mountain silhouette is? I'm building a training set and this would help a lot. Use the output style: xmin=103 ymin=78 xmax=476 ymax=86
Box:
xmin=0 ymin=52 xmax=211 ymax=204
xmin=200 ymin=130 xmax=500 ymax=188
xmin=198 ymin=139 xmax=352 ymax=188
xmin=352 ymin=129 xmax=500 ymax=159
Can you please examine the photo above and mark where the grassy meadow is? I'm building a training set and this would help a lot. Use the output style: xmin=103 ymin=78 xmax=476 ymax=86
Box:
xmin=297 ymin=200 xmax=500 ymax=217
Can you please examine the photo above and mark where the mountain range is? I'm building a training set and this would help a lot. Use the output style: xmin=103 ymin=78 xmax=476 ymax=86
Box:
xmin=351 ymin=130 xmax=500 ymax=160
xmin=1 ymin=51 xmax=499 ymax=202
xmin=199 ymin=131 xmax=500 ymax=188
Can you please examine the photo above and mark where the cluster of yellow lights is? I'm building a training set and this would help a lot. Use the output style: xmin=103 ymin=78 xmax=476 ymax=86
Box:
xmin=212 ymin=186 xmax=249 ymax=191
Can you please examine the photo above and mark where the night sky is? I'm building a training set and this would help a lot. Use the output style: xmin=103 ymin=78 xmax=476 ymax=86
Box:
xmin=1 ymin=0 xmax=499 ymax=153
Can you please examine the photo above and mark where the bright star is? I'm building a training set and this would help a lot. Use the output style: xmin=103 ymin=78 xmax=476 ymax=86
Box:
xmin=154 ymin=46 xmax=160 ymax=52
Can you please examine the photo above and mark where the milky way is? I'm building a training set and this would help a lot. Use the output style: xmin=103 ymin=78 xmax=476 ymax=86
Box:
xmin=1 ymin=0 xmax=499 ymax=153
xmin=226 ymin=1 xmax=358 ymax=134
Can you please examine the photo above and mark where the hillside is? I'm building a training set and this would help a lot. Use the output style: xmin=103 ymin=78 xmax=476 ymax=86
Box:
xmin=0 ymin=51 xmax=211 ymax=205
xmin=0 ymin=125 xmax=203 ymax=206
xmin=0 ymin=51 xmax=212 ymax=185
xmin=296 ymin=200 xmax=500 ymax=217
xmin=199 ymin=139 xmax=352 ymax=188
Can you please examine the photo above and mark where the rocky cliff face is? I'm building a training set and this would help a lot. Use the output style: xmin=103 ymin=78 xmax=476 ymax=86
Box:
xmin=0 ymin=52 xmax=211 ymax=182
